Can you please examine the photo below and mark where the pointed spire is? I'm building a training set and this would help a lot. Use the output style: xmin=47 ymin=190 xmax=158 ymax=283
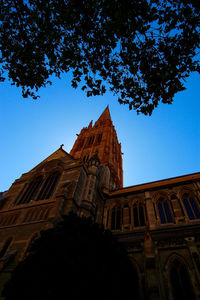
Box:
xmin=70 ymin=104 xmax=123 ymax=188
xmin=88 ymin=120 xmax=93 ymax=129
xmin=95 ymin=105 xmax=112 ymax=125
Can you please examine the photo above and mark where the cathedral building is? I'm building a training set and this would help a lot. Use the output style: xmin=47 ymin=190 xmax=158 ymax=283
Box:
xmin=0 ymin=107 xmax=200 ymax=299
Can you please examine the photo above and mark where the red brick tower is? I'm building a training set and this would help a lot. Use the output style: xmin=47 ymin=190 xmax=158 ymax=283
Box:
xmin=70 ymin=106 xmax=123 ymax=188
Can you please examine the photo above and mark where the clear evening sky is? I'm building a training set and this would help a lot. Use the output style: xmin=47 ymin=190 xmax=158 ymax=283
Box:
xmin=0 ymin=72 xmax=200 ymax=192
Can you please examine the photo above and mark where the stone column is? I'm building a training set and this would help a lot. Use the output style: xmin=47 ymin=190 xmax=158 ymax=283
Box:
xmin=144 ymin=232 xmax=160 ymax=300
xmin=145 ymin=192 xmax=157 ymax=230
xmin=170 ymin=196 xmax=185 ymax=224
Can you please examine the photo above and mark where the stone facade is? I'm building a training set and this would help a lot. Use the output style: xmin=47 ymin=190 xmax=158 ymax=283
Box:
xmin=103 ymin=173 xmax=200 ymax=300
xmin=70 ymin=106 xmax=123 ymax=188
xmin=0 ymin=107 xmax=200 ymax=299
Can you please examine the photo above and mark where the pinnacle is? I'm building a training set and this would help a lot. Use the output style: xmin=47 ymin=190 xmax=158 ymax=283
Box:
xmin=88 ymin=120 xmax=93 ymax=129
xmin=95 ymin=105 xmax=112 ymax=124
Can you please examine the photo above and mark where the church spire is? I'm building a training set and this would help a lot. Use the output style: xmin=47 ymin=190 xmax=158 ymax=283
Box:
xmin=95 ymin=105 xmax=111 ymax=124
xmin=70 ymin=106 xmax=123 ymax=188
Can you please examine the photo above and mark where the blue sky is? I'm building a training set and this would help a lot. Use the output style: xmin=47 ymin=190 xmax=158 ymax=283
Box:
xmin=0 ymin=71 xmax=200 ymax=192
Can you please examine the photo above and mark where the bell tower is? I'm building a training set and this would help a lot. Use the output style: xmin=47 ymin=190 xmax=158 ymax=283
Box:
xmin=70 ymin=106 xmax=123 ymax=188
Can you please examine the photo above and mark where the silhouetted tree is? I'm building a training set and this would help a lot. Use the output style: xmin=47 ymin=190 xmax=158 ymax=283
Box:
xmin=2 ymin=213 xmax=139 ymax=300
xmin=1 ymin=0 xmax=200 ymax=115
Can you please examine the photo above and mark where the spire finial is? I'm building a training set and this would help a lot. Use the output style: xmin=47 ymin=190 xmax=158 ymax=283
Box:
xmin=94 ymin=106 xmax=111 ymax=125
xmin=60 ymin=144 xmax=64 ymax=149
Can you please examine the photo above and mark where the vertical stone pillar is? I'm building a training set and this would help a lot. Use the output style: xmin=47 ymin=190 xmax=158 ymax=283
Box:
xmin=145 ymin=192 xmax=157 ymax=230
xmin=170 ymin=195 xmax=184 ymax=223
xmin=144 ymin=232 xmax=160 ymax=300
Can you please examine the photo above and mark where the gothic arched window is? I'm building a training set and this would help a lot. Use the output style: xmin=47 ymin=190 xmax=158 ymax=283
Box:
xmin=111 ymin=206 xmax=121 ymax=230
xmin=157 ymin=197 xmax=173 ymax=224
xmin=170 ymin=258 xmax=195 ymax=300
xmin=36 ymin=172 xmax=61 ymax=200
xmin=182 ymin=193 xmax=200 ymax=220
xmin=16 ymin=176 xmax=43 ymax=205
xmin=132 ymin=202 xmax=146 ymax=227
xmin=88 ymin=136 xmax=95 ymax=145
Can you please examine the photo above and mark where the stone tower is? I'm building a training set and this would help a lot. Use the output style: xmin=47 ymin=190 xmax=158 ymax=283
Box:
xmin=70 ymin=106 xmax=123 ymax=188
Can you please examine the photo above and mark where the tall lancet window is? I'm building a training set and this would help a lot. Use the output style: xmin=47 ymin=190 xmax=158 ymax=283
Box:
xmin=36 ymin=172 xmax=61 ymax=200
xmin=111 ymin=206 xmax=121 ymax=230
xmin=157 ymin=197 xmax=173 ymax=224
xmin=132 ymin=202 xmax=146 ymax=227
xmin=182 ymin=193 xmax=200 ymax=220
xmin=88 ymin=136 xmax=95 ymax=145
xmin=16 ymin=176 xmax=43 ymax=205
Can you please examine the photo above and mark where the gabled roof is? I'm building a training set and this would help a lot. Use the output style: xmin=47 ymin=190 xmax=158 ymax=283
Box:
xmin=31 ymin=146 xmax=79 ymax=171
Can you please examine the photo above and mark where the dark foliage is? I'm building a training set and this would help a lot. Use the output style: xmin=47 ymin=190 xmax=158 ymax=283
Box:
xmin=2 ymin=213 xmax=138 ymax=300
xmin=1 ymin=0 xmax=200 ymax=114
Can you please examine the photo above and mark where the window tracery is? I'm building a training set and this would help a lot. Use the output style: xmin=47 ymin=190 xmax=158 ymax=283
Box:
xmin=36 ymin=171 xmax=61 ymax=200
xmin=157 ymin=196 xmax=173 ymax=224
xmin=111 ymin=206 xmax=121 ymax=230
xmin=88 ymin=136 xmax=95 ymax=145
xmin=16 ymin=176 xmax=43 ymax=205
xmin=132 ymin=201 xmax=145 ymax=227
xmin=182 ymin=193 xmax=200 ymax=220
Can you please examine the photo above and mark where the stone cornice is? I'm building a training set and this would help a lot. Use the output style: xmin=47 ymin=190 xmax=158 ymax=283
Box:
xmin=103 ymin=172 xmax=200 ymax=198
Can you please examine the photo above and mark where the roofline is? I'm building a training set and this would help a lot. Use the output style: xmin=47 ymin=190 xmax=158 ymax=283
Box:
xmin=104 ymin=172 xmax=200 ymax=197
xmin=31 ymin=147 xmax=81 ymax=171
